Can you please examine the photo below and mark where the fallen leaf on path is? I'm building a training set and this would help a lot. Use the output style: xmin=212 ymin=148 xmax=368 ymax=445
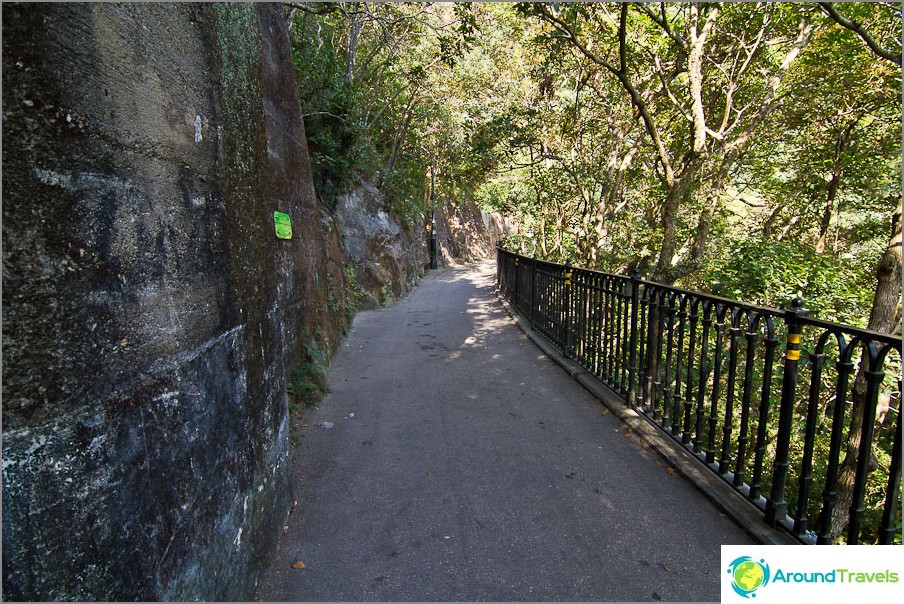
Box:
xmin=425 ymin=472 xmax=432 ymax=477
xmin=661 ymin=565 xmax=678 ymax=574
xmin=292 ymin=561 xmax=306 ymax=570
xmin=665 ymin=467 xmax=674 ymax=475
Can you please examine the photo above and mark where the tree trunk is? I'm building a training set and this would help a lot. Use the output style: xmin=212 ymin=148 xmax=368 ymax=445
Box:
xmin=345 ymin=4 xmax=362 ymax=81
xmin=815 ymin=169 xmax=840 ymax=254
xmin=382 ymin=96 xmax=416 ymax=185
xmin=652 ymin=158 xmax=700 ymax=284
xmin=828 ymin=204 xmax=902 ymax=540
xmin=692 ymin=160 xmax=731 ymax=266
xmin=817 ymin=121 xmax=857 ymax=253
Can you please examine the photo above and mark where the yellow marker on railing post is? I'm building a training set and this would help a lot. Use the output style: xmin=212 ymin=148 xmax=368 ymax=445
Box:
xmin=765 ymin=297 xmax=808 ymax=527
xmin=564 ymin=262 xmax=574 ymax=354
xmin=785 ymin=332 xmax=801 ymax=360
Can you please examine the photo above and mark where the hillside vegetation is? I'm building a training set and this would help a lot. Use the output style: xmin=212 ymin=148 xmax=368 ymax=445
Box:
xmin=287 ymin=1 xmax=901 ymax=329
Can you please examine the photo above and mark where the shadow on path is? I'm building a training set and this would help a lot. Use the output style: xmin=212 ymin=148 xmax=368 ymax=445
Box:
xmin=255 ymin=261 xmax=753 ymax=602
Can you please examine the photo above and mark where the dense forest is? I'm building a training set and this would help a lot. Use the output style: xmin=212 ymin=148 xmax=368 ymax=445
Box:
xmin=285 ymin=1 xmax=901 ymax=331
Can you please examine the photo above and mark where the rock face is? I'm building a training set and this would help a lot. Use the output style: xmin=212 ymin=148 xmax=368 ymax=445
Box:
xmin=335 ymin=179 xmax=428 ymax=308
xmin=335 ymin=182 xmax=501 ymax=306
xmin=2 ymin=4 xmax=348 ymax=600
xmin=434 ymin=195 xmax=497 ymax=266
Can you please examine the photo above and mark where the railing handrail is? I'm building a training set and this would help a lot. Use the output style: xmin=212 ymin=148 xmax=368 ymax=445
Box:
xmin=498 ymin=246 xmax=901 ymax=345
xmin=496 ymin=246 xmax=902 ymax=546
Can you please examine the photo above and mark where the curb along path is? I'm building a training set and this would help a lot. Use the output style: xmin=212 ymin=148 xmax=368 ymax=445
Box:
xmin=255 ymin=261 xmax=754 ymax=602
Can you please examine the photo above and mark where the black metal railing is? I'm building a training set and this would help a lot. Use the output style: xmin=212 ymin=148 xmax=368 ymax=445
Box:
xmin=497 ymin=246 xmax=902 ymax=545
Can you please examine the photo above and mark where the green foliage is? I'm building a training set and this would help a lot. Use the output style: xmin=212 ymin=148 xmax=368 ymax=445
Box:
xmin=288 ymin=3 xmax=899 ymax=327
xmin=381 ymin=154 xmax=430 ymax=230
xmin=286 ymin=343 xmax=330 ymax=414
xmin=288 ymin=3 xmax=485 ymax=225
xmin=694 ymin=236 xmax=876 ymax=326
xmin=290 ymin=11 xmax=379 ymax=206
xmin=341 ymin=261 xmax=370 ymax=319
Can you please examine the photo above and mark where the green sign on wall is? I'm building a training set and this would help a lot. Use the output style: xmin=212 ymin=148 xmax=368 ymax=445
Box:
xmin=274 ymin=211 xmax=292 ymax=240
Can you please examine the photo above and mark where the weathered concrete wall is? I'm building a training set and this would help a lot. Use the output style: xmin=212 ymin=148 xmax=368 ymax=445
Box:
xmin=2 ymin=3 xmax=347 ymax=600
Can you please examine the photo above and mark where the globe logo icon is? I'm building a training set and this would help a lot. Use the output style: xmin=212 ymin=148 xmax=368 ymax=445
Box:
xmin=727 ymin=556 xmax=770 ymax=598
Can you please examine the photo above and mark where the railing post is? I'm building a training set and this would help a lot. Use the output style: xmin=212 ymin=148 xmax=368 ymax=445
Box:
xmin=513 ymin=255 xmax=520 ymax=310
xmin=496 ymin=246 xmax=501 ymax=290
xmin=529 ymin=253 xmax=537 ymax=329
xmin=564 ymin=261 xmax=573 ymax=357
xmin=765 ymin=297 xmax=807 ymax=528
xmin=627 ymin=268 xmax=641 ymax=408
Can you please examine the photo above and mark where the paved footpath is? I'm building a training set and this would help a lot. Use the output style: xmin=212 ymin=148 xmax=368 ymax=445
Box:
xmin=255 ymin=261 xmax=754 ymax=602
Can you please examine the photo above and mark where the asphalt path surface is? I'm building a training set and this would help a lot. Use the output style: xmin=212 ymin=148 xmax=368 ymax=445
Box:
xmin=255 ymin=261 xmax=754 ymax=602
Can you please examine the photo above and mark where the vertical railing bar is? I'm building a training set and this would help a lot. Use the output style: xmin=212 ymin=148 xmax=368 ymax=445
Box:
xmin=683 ymin=300 xmax=699 ymax=445
xmin=602 ymin=275 xmax=607 ymax=380
xmin=627 ymin=270 xmax=641 ymax=408
xmin=660 ymin=295 xmax=674 ymax=427
xmin=878 ymin=398 xmax=902 ymax=545
xmin=596 ymin=274 xmax=605 ymax=380
xmin=750 ymin=318 xmax=777 ymax=502
xmin=529 ymin=254 xmax=536 ymax=329
xmin=673 ymin=297 xmax=687 ymax=437
xmin=582 ymin=273 xmax=589 ymax=373
xmin=602 ymin=276 xmax=608 ymax=378
xmin=734 ymin=320 xmax=759 ymax=488
xmin=604 ymin=275 xmax=613 ymax=383
xmin=664 ymin=295 xmax=678 ymax=434
xmin=614 ymin=279 xmax=634 ymax=393
xmin=815 ymin=341 xmax=854 ymax=544
xmin=653 ymin=291 xmax=668 ymax=421
xmin=847 ymin=350 xmax=887 ymax=545
xmin=719 ymin=313 xmax=742 ymax=475
xmin=596 ymin=275 xmax=605 ymax=379
xmin=588 ymin=274 xmax=594 ymax=374
xmin=585 ymin=273 xmax=592 ymax=372
xmin=694 ymin=303 xmax=713 ymax=454
xmin=794 ymin=349 xmax=827 ymax=536
xmin=642 ymin=290 xmax=655 ymax=412
xmin=706 ymin=307 xmax=726 ymax=466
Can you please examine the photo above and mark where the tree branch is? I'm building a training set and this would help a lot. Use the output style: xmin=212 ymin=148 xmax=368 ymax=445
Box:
xmin=633 ymin=1 xmax=687 ymax=51
xmin=533 ymin=4 xmax=675 ymax=185
xmin=818 ymin=2 xmax=902 ymax=65
xmin=284 ymin=2 xmax=343 ymax=16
